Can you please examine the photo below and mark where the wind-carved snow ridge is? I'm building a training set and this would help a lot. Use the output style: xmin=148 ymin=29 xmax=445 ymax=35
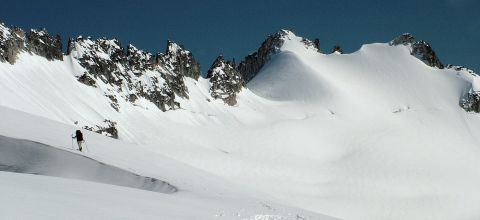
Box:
xmin=0 ymin=135 xmax=178 ymax=194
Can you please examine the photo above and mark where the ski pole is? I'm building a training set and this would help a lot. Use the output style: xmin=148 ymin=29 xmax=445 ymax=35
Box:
xmin=71 ymin=135 xmax=73 ymax=150
xmin=83 ymin=142 xmax=89 ymax=153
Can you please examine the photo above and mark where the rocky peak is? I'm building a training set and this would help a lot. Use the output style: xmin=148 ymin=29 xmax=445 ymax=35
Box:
xmin=0 ymin=23 xmax=27 ymax=64
xmin=390 ymin=33 xmax=444 ymax=69
xmin=313 ymin=38 xmax=321 ymax=52
xmin=68 ymin=36 xmax=191 ymax=112
xmin=390 ymin=33 xmax=415 ymax=46
xmin=207 ymin=55 xmax=244 ymax=105
xmin=237 ymin=30 xmax=289 ymax=83
xmin=68 ymin=37 xmax=126 ymax=86
xmin=27 ymin=28 xmax=63 ymax=61
xmin=237 ymin=29 xmax=320 ymax=83
xmin=160 ymin=40 xmax=201 ymax=80
xmin=411 ymin=41 xmax=444 ymax=69
xmin=0 ymin=22 xmax=63 ymax=64
xmin=332 ymin=45 xmax=343 ymax=54
xmin=127 ymin=44 xmax=154 ymax=75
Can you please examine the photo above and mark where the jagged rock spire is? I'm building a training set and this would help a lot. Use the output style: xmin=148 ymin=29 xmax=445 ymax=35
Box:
xmin=27 ymin=28 xmax=63 ymax=61
xmin=0 ymin=22 xmax=62 ymax=64
xmin=207 ymin=55 xmax=244 ymax=106
xmin=332 ymin=45 xmax=343 ymax=54
xmin=161 ymin=40 xmax=201 ymax=80
xmin=237 ymin=30 xmax=292 ymax=83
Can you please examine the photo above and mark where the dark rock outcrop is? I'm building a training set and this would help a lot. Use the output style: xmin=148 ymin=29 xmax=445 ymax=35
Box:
xmin=67 ymin=37 xmax=193 ymax=112
xmin=313 ymin=38 xmax=321 ymax=52
xmin=448 ymin=65 xmax=480 ymax=113
xmin=461 ymin=92 xmax=480 ymax=113
xmin=127 ymin=44 xmax=154 ymax=75
xmin=207 ymin=55 xmax=244 ymax=105
xmin=0 ymin=23 xmax=63 ymax=64
xmin=27 ymin=29 xmax=63 ymax=61
xmin=411 ymin=41 xmax=444 ymax=69
xmin=83 ymin=119 xmax=119 ymax=139
xmin=68 ymin=37 xmax=126 ymax=86
xmin=390 ymin=33 xmax=415 ymax=46
xmin=332 ymin=45 xmax=343 ymax=54
xmin=237 ymin=29 xmax=321 ymax=83
xmin=160 ymin=40 xmax=201 ymax=80
xmin=390 ymin=33 xmax=444 ymax=69
xmin=237 ymin=30 xmax=287 ymax=83
xmin=0 ymin=24 xmax=27 ymax=64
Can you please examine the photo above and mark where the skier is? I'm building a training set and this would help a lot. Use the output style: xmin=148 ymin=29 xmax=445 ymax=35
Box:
xmin=72 ymin=130 xmax=85 ymax=152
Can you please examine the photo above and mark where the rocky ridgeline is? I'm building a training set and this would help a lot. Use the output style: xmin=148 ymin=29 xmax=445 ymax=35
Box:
xmin=0 ymin=23 xmax=62 ymax=64
xmin=207 ymin=55 xmax=244 ymax=105
xmin=67 ymin=37 xmax=200 ymax=112
xmin=390 ymin=33 xmax=444 ymax=69
xmin=2 ymin=20 xmax=480 ymax=124
xmin=236 ymin=30 xmax=286 ymax=83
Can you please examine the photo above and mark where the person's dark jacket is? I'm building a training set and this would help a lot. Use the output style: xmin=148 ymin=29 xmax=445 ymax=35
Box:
xmin=73 ymin=130 xmax=84 ymax=141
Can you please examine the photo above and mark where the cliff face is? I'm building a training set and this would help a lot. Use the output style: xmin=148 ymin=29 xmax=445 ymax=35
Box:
xmin=236 ymin=30 xmax=287 ymax=83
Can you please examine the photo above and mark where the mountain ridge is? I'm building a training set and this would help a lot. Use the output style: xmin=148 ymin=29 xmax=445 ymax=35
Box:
xmin=1 ymin=20 xmax=479 ymax=138
xmin=3 ymin=20 xmax=480 ymax=220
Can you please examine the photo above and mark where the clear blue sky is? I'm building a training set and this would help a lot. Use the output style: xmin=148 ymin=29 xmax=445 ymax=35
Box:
xmin=1 ymin=0 xmax=478 ymax=73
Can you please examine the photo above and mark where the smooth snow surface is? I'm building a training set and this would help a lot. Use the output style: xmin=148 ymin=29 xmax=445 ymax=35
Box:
xmin=0 ymin=106 xmax=334 ymax=220
xmin=1 ymin=31 xmax=480 ymax=220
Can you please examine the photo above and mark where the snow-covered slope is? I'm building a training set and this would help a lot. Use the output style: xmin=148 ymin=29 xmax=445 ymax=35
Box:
xmin=0 ymin=106 xmax=334 ymax=220
xmin=1 ymin=22 xmax=480 ymax=220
